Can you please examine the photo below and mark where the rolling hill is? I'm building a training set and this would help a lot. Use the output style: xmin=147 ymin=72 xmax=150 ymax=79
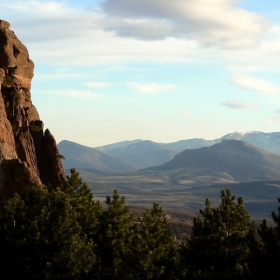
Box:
xmin=148 ymin=139 xmax=280 ymax=183
xmin=94 ymin=139 xmax=143 ymax=153
xmin=222 ymin=131 xmax=280 ymax=155
xmin=161 ymin=138 xmax=214 ymax=151
xmin=106 ymin=140 xmax=179 ymax=168
xmin=58 ymin=140 xmax=140 ymax=173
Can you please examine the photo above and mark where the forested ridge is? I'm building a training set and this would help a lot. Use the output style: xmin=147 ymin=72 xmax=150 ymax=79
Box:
xmin=0 ymin=169 xmax=279 ymax=279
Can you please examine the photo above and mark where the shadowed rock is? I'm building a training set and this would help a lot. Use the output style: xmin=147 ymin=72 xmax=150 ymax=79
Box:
xmin=0 ymin=20 xmax=65 ymax=199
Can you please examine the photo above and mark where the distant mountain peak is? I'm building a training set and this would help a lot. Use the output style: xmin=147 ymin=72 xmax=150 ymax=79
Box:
xmin=149 ymin=139 xmax=280 ymax=180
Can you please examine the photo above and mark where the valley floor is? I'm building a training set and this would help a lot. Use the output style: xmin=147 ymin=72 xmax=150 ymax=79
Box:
xmin=79 ymin=168 xmax=280 ymax=219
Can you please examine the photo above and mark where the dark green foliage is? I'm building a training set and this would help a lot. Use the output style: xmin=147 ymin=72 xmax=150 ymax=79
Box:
xmin=254 ymin=198 xmax=280 ymax=278
xmin=55 ymin=154 xmax=65 ymax=160
xmin=2 ymin=75 xmax=14 ymax=87
xmin=181 ymin=188 xmax=256 ymax=279
xmin=0 ymin=169 xmax=100 ymax=279
xmin=129 ymin=202 xmax=178 ymax=279
xmin=1 ymin=75 xmax=21 ymax=102
xmin=1 ymin=171 xmax=275 ymax=280
xmin=10 ymin=90 xmax=21 ymax=100
xmin=91 ymin=189 xmax=134 ymax=279
xmin=20 ymin=86 xmax=30 ymax=93
xmin=62 ymin=169 xmax=103 ymax=243
xmin=0 ymin=189 xmax=94 ymax=279
xmin=20 ymin=131 xmax=32 ymax=138
xmin=29 ymin=125 xmax=43 ymax=132
xmin=90 ymin=195 xmax=178 ymax=280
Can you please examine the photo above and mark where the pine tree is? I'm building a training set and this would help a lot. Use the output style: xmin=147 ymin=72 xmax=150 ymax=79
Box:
xmin=181 ymin=188 xmax=255 ymax=280
xmin=128 ymin=202 xmax=178 ymax=280
xmin=62 ymin=168 xmax=103 ymax=238
xmin=0 ymin=170 xmax=101 ymax=279
xmin=91 ymin=189 xmax=134 ymax=279
xmin=254 ymin=198 xmax=280 ymax=278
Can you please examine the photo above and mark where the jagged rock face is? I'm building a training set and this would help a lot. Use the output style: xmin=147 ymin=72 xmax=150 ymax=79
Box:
xmin=0 ymin=20 xmax=65 ymax=199
xmin=0 ymin=20 xmax=34 ymax=90
xmin=30 ymin=121 xmax=65 ymax=188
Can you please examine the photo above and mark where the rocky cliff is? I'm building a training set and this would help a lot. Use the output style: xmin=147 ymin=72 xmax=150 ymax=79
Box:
xmin=0 ymin=20 xmax=65 ymax=199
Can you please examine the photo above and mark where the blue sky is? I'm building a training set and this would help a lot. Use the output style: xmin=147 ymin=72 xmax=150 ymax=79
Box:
xmin=1 ymin=0 xmax=280 ymax=146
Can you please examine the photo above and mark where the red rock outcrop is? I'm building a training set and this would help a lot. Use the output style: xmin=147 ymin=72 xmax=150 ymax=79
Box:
xmin=0 ymin=20 xmax=65 ymax=199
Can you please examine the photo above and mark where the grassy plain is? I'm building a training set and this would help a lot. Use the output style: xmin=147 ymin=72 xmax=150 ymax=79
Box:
xmin=78 ymin=169 xmax=280 ymax=219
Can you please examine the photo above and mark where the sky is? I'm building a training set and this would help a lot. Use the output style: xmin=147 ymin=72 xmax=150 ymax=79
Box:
xmin=1 ymin=0 xmax=280 ymax=147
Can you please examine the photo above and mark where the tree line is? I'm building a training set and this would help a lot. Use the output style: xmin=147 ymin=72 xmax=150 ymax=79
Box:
xmin=0 ymin=169 xmax=279 ymax=279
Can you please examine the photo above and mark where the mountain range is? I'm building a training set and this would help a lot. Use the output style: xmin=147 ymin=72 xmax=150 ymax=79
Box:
xmin=79 ymin=139 xmax=280 ymax=187
xmin=77 ymin=139 xmax=280 ymax=217
xmin=94 ymin=131 xmax=280 ymax=153
xmin=148 ymin=139 xmax=280 ymax=183
xmin=58 ymin=131 xmax=280 ymax=172
xmin=162 ymin=131 xmax=280 ymax=154
xmin=58 ymin=140 xmax=139 ymax=172
xmin=58 ymin=132 xmax=280 ymax=217
xmin=104 ymin=140 xmax=179 ymax=168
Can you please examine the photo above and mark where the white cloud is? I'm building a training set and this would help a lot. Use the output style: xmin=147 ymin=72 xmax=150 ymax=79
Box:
xmin=221 ymin=99 xmax=258 ymax=110
xmin=100 ymin=0 xmax=271 ymax=48
xmin=265 ymin=119 xmax=274 ymax=127
xmin=222 ymin=25 xmax=280 ymax=76
xmin=230 ymin=75 xmax=280 ymax=94
xmin=128 ymin=82 xmax=176 ymax=93
xmin=37 ymin=90 xmax=102 ymax=99
xmin=4 ymin=0 xmax=272 ymax=69
xmin=226 ymin=65 xmax=262 ymax=74
xmin=180 ymin=111 xmax=191 ymax=116
xmin=3 ymin=7 xmax=197 ymax=66
xmin=2 ymin=1 xmax=89 ymax=42
xmin=84 ymin=82 xmax=110 ymax=88
xmin=265 ymin=114 xmax=280 ymax=127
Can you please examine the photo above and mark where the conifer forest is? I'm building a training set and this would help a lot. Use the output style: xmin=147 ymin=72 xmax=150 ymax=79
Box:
xmin=0 ymin=169 xmax=279 ymax=279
